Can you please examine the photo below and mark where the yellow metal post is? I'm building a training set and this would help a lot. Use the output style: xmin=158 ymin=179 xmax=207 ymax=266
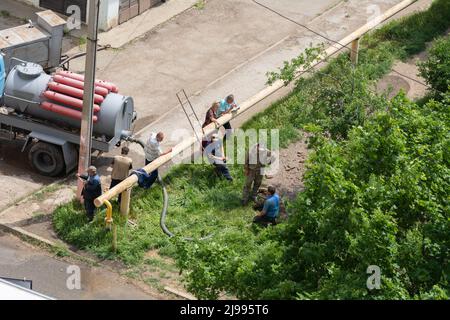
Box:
xmin=104 ymin=200 xmax=113 ymax=229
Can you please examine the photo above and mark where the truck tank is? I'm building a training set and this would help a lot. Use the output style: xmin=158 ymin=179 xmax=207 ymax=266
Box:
xmin=3 ymin=60 xmax=135 ymax=138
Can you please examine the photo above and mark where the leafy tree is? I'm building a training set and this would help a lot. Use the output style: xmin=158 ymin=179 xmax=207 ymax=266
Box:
xmin=176 ymin=93 xmax=450 ymax=299
xmin=419 ymin=36 xmax=450 ymax=95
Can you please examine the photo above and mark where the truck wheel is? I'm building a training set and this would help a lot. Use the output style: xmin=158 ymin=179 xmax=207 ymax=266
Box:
xmin=29 ymin=142 xmax=65 ymax=177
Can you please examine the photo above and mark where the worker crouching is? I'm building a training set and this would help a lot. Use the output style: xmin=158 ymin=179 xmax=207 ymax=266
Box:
xmin=253 ymin=185 xmax=280 ymax=226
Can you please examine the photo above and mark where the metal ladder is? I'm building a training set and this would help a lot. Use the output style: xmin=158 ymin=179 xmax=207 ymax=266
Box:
xmin=176 ymin=89 xmax=203 ymax=144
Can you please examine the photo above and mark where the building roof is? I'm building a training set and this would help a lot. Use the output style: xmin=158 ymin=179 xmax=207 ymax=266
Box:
xmin=0 ymin=24 xmax=49 ymax=50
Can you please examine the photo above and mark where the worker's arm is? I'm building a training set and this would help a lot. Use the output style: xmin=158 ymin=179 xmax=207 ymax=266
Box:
xmin=160 ymin=148 xmax=173 ymax=156
xmin=222 ymin=107 xmax=234 ymax=115
xmin=208 ymin=154 xmax=225 ymax=161
xmin=212 ymin=118 xmax=220 ymax=126
xmin=76 ymin=173 xmax=88 ymax=182
xmin=224 ymin=102 xmax=238 ymax=114
xmin=208 ymin=109 xmax=220 ymax=125
xmin=259 ymin=200 xmax=270 ymax=217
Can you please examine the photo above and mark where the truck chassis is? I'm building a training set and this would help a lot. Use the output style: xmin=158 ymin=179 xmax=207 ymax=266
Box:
xmin=0 ymin=109 xmax=122 ymax=177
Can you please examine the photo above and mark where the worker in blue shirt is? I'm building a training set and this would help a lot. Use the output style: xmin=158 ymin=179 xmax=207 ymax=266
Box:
xmin=216 ymin=94 xmax=238 ymax=143
xmin=253 ymin=186 xmax=279 ymax=226
xmin=77 ymin=166 xmax=102 ymax=222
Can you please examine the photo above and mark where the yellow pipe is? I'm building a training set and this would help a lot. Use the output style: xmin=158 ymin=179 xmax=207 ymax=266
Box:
xmin=104 ymin=200 xmax=113 ymax=229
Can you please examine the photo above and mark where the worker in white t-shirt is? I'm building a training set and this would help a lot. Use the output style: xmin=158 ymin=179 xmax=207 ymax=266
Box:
xmin=144 ymin=132 xmax=172 ymax=188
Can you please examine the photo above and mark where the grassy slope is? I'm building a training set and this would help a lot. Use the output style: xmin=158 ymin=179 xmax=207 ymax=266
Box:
xmin=53 ymin=0 xmax=450 ymax=267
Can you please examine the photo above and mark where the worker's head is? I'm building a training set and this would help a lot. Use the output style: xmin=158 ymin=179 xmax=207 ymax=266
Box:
xmin=211 ymin=101 xmax=220 ymax=112
xmin=156 ymin=132 xmax=165 ymax=142
xmin=88 ymin=166 xmax=97 ymax=176
xmin=267 ymin=185 xmax=276 ymax=195
xmin=226 ymin=94 xmax=234 ymax=104
xmin=121 ymin=146 xmax=130 ymax=155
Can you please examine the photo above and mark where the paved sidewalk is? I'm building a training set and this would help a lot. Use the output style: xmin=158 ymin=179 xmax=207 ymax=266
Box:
xmin=69 ymin=0 xmax=404 ymax=147
xmin=99 ymin=0 xmax=199 ymax=48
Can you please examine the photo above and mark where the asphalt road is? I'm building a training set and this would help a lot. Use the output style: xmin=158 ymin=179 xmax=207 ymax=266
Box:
xmin=0 ymin=231 xmax=154 ymax=300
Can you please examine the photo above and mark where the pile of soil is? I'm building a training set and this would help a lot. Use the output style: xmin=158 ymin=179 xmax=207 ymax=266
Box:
xmin=265 ymin=134 xmax=310 ymax=200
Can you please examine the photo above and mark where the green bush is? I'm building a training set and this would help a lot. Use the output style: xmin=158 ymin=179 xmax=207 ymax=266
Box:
xmin=419 ymin=36 xmax=450 ymax=94
xmin=367 ymin=0 xmax=450 ymax=56
xmin=52 ymin=0 xmax=450 ymax=299
xmin=179 ymin=93 xmax=450 ymax=299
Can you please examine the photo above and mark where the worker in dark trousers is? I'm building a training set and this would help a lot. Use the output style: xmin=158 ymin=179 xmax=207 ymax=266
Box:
xmin=216 ymin=94 xmax=238 ymax=143
xmin=253 ymin=185 xmax=280 ymax=227
xmin=110 ymin=146 xmax=133 ymax=204
xmin=205 ymin=133 xmax=233 ymax=181
xmin=77 ymin=166 xmax=102 ymax=222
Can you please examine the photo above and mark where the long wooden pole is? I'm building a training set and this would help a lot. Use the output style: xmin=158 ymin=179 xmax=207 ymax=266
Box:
xmin=77 ymin=0 xmax=100 ymax=200
xmin=94 ymin=0 xmax=417 ymax=208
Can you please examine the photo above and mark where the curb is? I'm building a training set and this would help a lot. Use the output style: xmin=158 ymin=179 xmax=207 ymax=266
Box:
xmin=0 ymin=222 xmax=195 ymax=300
xmin=0 ymin=224 xmax=57 ymax=248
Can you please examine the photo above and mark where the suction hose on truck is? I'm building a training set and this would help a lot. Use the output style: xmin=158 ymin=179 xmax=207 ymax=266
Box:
xmin=128 ymin=137 xmax=212 ymax=241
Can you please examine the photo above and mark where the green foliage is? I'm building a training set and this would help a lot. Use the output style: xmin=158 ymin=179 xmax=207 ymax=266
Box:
xmin=53 ymin=164 xmax=257 ymax=266
xmin=419 ymin=36 xmax=450 ymax=94
xmin=366 ymin=0 xmax=450 ymax=56
xmin=0 ymin=10 xmax=11 ymax=17
xmin=179 ymin=93 xmax=450 ymax=300
xmin=53 ymin=1 xmax=450 ymax=299
xmin=266 ymin=45 xmax=325 ymax=86
xmin=194 ymin=0 xmax=206 ymax=10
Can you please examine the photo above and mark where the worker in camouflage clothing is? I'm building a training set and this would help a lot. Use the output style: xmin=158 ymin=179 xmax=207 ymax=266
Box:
xmin=242 ymin=143 xmax=275 ymax=205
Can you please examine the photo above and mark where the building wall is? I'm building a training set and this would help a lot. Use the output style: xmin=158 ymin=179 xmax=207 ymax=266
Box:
xmin=99 ymin=0 xmax=120 ymax=31
xmin=17 ymin=0 xmax=40 ymax=7
xmin=17 ymin=0 xmax=156 ymax=32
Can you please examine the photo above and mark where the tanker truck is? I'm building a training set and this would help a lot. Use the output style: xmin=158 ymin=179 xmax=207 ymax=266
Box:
xmin=0 ymin=54 xmax=137 ymax=177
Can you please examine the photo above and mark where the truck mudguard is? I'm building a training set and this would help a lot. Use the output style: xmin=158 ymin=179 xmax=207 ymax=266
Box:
xmin=28 ymin=131 xmax=78 ymax=173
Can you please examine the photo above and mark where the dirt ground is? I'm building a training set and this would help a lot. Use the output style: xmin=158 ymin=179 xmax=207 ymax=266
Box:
xmin=265 ymin=135 xmax=309 ymax=200
xmin=376 ymin=52 xmax=429 ymax=100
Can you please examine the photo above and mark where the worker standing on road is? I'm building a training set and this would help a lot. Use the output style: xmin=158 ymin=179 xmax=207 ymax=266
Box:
xmin=242 ymin=143 xmax=274 ymax=205
xmin=144 ymin=132 xmax=172 ymax=188
xmin=77 ymin=166 xmax=102 ymax=222
xmin=205 ymin=133 xmax=233 ymax=181
xmin=110 ymin=146 xmax=133 ymax=204
xmin=253 ymin=185 xmax=279 ymax=226
xmin=216 ymin=94 xmax=238 ymax=142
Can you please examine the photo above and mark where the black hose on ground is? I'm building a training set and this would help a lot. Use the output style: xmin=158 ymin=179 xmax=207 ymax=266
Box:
xmin=157 ymin=174 xmax=213 ymax=241
xmin=129 ymin=136 xmax=212 ymax=241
